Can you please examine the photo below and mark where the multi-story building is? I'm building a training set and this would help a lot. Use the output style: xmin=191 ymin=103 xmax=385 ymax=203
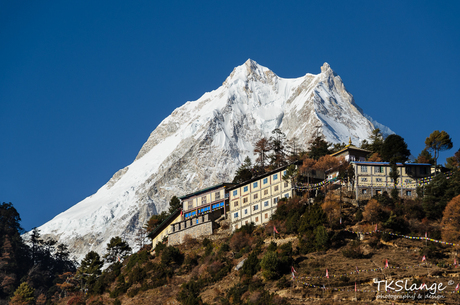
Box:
xmin=351 ymin=161 xmax=432 ymax=199
xmin=167 ymin=183 xmax=234 ymax=245
xmin=228 ymin=164 xmax=299 ymax=232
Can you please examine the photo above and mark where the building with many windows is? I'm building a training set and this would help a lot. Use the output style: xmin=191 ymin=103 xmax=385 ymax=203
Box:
xmin=228 ymin=165 xmax=297 ymax=232
xmin=167 ymin=183 xmax=234 ymax=245
xmin=351 ymin=161 xmax=432 ymax=199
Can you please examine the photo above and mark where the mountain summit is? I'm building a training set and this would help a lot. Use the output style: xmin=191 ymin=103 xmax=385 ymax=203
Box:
xmin=36 ymin=60 xmax=393 ymax=260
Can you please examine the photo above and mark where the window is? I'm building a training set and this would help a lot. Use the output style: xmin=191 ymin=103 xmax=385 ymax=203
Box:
xmin=265 ymin=213 xmax=268 ymax=219
xmin=284 ymin=193 xmax=289 ymax=198
xmin=274 ymin=197 xmax=279 ymax=204
xmin=376 ymin=190 xmax=382 ymax=195
xmin=361 ymin=178 xmax=367 ymax=182
xmin=264 ymin=189 xmax=268 ymax=195
xmin=406 ymin=190 xmax=412 ymax=196
xmin=201 ymin=196 xmax=207 ymax=204
xmin=233 ymin=201 xmax=239 ymax=207
xmin=233 ymin=190 xmax=238 ymax=196
xmin=263 ymin=178 xmax=268 ymax=184
xmin=234 ymin=224 xmax=238 ymax=230
xmin=253 ymin=193 xmax=258 ymax=200
xmin=376 ymin=178 xmax=382 ymax=182
xmin=253 ymin=182 xmax=258 ymax=188
xmin=243 ymin=197 xmax=248 ymax=204
xmin=420 ymin=167 xmax=427 ymax=175
xmin=234 ymin=212 xmax=239 ymax=218
xmin=244 ymin=209 xmax=248 ymax=215
xmin=375 ymin=166 xmax=384 ymax=173
xmin=245 ymin=221 xmax=249 ymax=225
xmin=253 ymin=205 xmax=259 ymax=211
xmin=243 ymin=186 xmax=248 ymax=192
xmin=406 ymin=167 xmax=412 ymax=175
xmin=187 ymin=201 xmax=193 ymax=209
xmin=274 ymin=185 xmax=279 ymax=192
xmin=361 ymin=166 xmax=368 ymax=173
xmin=284 ymin=182 xmax=288 ymax=187
xmin=273 ymin=174 xmax=278 ymax=180
xmin=215 ymin=191 xmax=220 ymax=200
xmin=264 ymin=201 xmax=269 ymax=207
xmin=362 ymin=189 xmax=367 ymax=194
xmin=255 ymin=217 xmax=259 ymax=222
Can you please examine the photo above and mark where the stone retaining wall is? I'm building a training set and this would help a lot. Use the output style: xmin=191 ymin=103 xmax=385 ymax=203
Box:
xmin=168 ymin=221 xmax=213 ymax=245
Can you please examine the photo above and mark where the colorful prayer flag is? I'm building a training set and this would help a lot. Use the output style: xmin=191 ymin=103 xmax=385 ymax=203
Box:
xmin=422 ymin=255 xmax=426 ymax=262
xmin=326 ymin=269 xmax=329 ymax=278
xmin=385 ymin=259 xmax=389 ymax=268
xmin=274 ymin=226 xmax=279 ymax=234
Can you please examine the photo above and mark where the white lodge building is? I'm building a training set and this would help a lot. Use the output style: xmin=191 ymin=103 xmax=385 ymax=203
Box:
xmin=228 ymin=165 xmax=295 ymax=232
xmin=351 ymin=161 xmax=432 ymax=199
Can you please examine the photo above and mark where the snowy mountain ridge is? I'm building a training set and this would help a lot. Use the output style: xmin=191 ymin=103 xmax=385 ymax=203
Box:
xmin=36 ymin=59 xmax=393 ymax=261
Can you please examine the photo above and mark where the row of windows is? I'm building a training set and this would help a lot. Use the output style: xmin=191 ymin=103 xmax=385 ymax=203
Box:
xmin=361 ymin=189 xmax=413 ymax=196
xmin=360 ymin=177 xmax=414 ymax=184
xmin=359 ymin=165 xmax=429 ymax=175
xmin=186 ymin=190 xmax=223 ymax=209
xmin=232 ymin=194 xmax=289 ymax=219
xmin=232 ymin=171 xmax=287 ymax=196
xmin=234 ymin=212 xmax=272 ymax=229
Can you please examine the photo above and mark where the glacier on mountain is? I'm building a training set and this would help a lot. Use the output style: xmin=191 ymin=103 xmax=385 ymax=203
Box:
xmin=35 ymin=59 xmax=393 ymax=261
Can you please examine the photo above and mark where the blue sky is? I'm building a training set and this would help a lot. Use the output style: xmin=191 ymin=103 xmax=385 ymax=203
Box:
xmin=1 ymin=1 xmax=459 ymax=231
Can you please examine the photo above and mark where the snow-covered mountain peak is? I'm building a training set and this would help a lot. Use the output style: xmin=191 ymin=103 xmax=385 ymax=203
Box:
xmin=35 ymin=60 xmax=394 ymax=262
xmin=224 ymin=59 xmax=275 ymax=86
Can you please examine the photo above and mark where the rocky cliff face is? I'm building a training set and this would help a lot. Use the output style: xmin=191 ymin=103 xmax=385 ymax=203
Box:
xmin=36 ymin=59 xmax=393 ymax=261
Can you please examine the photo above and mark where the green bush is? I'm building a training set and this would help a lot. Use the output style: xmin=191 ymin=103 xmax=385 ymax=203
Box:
xmin=240 ymin=251 xmax=260 ymax=277
xmin=161 ymin=246 xmax=184 ymax=266
xmin=260 ymin=250 xmax=280 ymax=280
xmin=267 ymin=241 xmax=277 ymax=252
xmin=177 ymin=280 xmax=203 ymax=305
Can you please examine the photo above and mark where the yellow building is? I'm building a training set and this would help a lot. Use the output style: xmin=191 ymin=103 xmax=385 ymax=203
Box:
xmin=168 ymin=183 xmax=234 ymax=245
xmin=150 ymin=209 xmax=182 ymax=250
xmin=228 ymin=165 xmax=296 ymax=231
xmin=351 ymin=161 xmax=432 ymax=199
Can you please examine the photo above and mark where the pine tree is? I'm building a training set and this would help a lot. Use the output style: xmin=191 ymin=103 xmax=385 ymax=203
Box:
xmin=416 ymin=148 xmax=435 ymax=165
xmin=380 ymin=134 xmax=410 ymax=163
xmin=103 ymin=237 xmax=132 ymax=264
xmin=425 ymin=130 xmax=453 ymax=172
xmin=369 ymin=128 xmax=384 ymax=153
xmin=445 ymin=148 xmax=460 ymax=169
xmin=268 ymin=128 xmax=287 ymax=168
xmin=307 ymin=136 xmax=331 ymax=160
xmin=168 ymin=196 xmax=181 ymax=214
xmin=77 ymin=251 xmax=103 ymax=291
xmin=232 ymin=156 xmax=253 ymax=184
xmin=10 ymin=282 xmax=35 ymax=305
xmin=254 ymin=137 xmax=270 ymax=169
